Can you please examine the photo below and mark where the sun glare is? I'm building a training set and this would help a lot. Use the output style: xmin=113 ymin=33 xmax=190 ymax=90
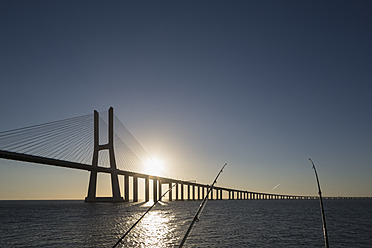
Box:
xmin=144 ymin=157 xmax=165 ymax=176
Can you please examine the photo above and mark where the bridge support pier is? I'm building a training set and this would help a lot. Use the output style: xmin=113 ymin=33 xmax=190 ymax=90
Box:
xmin=133 ymin=176 xmax=138 ymax=202
xmin=145 ymin=178 xmax=149 ymax=202
xmin=175 ymin=182 xmax=179 ymax=200
xmin=192 ymin=185 xmax=195 ymax=200
xmin=124 ymin=174 xmax=129 ymax=202
xmin=169 ymin=183 xmax=172 ymax=201
xmin=159 ymin=181 xmax=162 ymax=201
xmin=181 ymin=184 xmax=184 ymax=200
xmin=85 ymin=107 xmax=124 ymax=203
xmin=153 ymin=179 xmax=158 ymax=202
xmin=187 ymin=184 xmax=191 ymax=200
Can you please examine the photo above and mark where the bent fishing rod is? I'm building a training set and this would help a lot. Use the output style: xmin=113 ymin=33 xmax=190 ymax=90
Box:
xmin=178 ymin=163 xmax=227 ymax=248
xmin=112 ymin=182 xmax=178 ymax=248
xmin=309 ymin=158 xmax=329 ymax=248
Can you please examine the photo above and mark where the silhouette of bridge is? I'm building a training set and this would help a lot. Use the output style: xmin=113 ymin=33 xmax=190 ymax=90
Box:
xmin=0 ymin=108 xmax=367 ymax=202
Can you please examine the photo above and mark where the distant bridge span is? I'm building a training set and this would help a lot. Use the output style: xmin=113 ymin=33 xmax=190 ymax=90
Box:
xmin=1 ymin=108 xmax=369 ymax=202
xmin=1 ymin=149 xmax=320 ymax=201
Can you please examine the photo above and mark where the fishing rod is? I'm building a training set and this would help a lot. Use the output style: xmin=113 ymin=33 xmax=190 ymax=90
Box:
xmin=178 ymin=163 xmax=227 ymax=248
xmin=112 ymin=182 xmax=178 ymax=248
xmin=309 ymin=158 xmax=329 ymax=248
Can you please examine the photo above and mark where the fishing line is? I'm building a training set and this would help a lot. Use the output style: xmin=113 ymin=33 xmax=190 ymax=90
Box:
xmin=112 ymin=182 xmax=178 ymax=248
xmin=309 ymin=158 xmax=329 ymax=248
xmin=178 ymin=163 xmax=227 ymax=248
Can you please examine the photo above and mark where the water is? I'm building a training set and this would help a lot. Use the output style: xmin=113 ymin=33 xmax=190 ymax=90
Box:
xmin=1 ymin=199 xmax=371 ymax=247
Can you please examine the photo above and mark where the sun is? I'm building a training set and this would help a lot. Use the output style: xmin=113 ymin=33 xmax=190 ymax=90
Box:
xmin=144 ymin=157 xmax=164 ymax=176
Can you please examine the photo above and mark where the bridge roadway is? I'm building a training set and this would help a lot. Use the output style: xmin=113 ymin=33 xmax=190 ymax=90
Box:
xmin=1 ymin=150 xmax=370 ymax=202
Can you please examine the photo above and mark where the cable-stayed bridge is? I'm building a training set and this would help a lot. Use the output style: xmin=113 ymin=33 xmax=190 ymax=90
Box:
xmin=0 ymin=108 xmax=363 ymax=202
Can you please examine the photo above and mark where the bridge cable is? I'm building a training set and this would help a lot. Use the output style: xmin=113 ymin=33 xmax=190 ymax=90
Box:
xmin=0 ymin=114 xmax=94 ymax=164
xmin=0 ymin=111 xmax=155 ymax=174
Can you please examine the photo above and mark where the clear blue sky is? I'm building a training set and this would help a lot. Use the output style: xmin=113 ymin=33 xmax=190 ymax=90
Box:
xmin=1 ymin=0 xmax=371 ymax=199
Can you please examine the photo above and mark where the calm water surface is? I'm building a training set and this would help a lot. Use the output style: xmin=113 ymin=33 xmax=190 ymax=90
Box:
xmin=1 ymin=199 xmax=371 ymax=247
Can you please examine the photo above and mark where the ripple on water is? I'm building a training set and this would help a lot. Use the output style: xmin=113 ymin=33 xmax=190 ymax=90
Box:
xmin=1 ymin=199 xmax=372 ymax=247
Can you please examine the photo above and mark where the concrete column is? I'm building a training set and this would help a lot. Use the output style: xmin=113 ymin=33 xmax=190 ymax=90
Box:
xmin=133 ymin=176 xmax=138 ymax=202
xmin=181 ymin=184 xmax=184 ymax=201
xmin=124 ymin=174 xmax=129 ymax=202
xmin=192 ymin=185 xmax=195 ymax=200
xmin=220 ymin=189 xmax=223 ymax=200
xmin=175 ymin=182 xmax=179 ymax=200
xmin=198 ymin=186 xmax=201 ymax=200
xmin=153 ymin=179 xmax=158 ymax=202
xmin=86 ymin=109 xmax=123 ymax=202
xmin=210 ymin=188 xmax=214 ymax=200
xmin=108 ymin=108 xmax=122 ymax=200
xmin=86 ymin=111 xmax=99 ymax=201
xmin=159 ymin=181 xmax=162 ymax=200
xmin=145 ymin=178 xmax=149 ymax=202
xmin=202 ymin=186 xmax=205 ymax=199
xmin=169 ymin=182 xmax=172 ymax=201
xmin=187 ymin=184 xmax=191 ymax=200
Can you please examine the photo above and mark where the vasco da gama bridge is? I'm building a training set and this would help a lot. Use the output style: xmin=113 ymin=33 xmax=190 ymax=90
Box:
xmin=1 ymin=107 xmax=345 ymax=202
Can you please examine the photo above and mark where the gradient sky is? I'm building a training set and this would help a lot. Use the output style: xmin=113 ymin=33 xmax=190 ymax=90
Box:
xmin=1 ymin=1 xmax=371 ymax=199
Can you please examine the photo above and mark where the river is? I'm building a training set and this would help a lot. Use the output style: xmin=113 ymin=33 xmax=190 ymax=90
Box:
xmin=1 ymin=199 xmax=371 ymax=247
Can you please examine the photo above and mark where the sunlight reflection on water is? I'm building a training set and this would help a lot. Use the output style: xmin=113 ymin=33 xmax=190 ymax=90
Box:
xmin=135 ymin=211 xmax=173 ymax=247
xmin=116 ymin=202 xmax=179 ymax=248
xmin=1 ymin=200 xmax=372 ymax=247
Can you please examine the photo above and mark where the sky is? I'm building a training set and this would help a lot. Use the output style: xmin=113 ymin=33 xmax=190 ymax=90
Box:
xmin=0 ymin=0 xmax=371 ymax=199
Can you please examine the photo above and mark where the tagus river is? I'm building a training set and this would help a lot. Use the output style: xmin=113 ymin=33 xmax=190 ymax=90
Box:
xmin=1 ymin=199 xmax=371 ymax=247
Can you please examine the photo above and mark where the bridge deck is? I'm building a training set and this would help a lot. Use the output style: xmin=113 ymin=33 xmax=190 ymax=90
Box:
xmin=1 ymin=150 xmax=370 ymax=201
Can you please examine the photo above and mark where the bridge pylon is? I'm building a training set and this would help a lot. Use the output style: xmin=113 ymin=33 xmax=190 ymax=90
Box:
xmin=85 ymin=107 xmax=124 ymax=203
